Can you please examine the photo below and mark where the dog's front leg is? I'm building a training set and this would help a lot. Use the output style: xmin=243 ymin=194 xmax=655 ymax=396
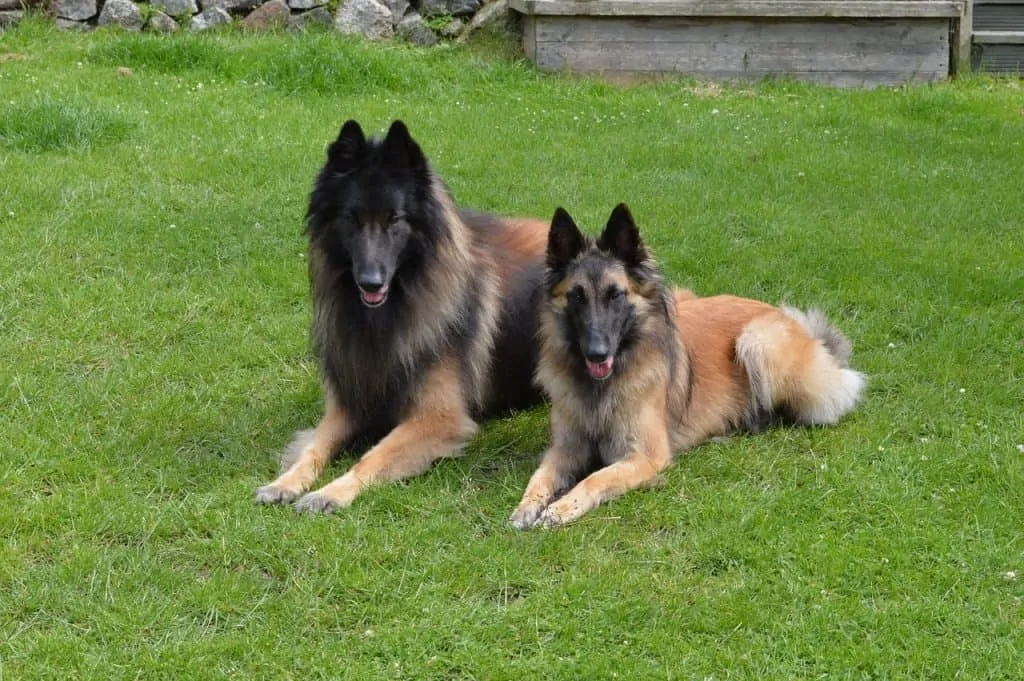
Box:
xmin=538 ymin=408 xmax=671 ymax=528
xmin=509 ymin=449 xmax=573 ymax=530
xmin=255 ymin=391 xmax=352 ymax=505
xmin=510 ymin=411 xmax=588 ymax=529
xmin=294 ymin=359 xmax=477 ymax=514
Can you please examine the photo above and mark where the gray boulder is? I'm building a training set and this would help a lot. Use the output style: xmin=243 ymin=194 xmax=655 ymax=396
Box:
xmin=287 ymin=5 xmax=331 ymax=30
xmin=97 ymin=0 xmax=144 ymax=30
xmin=439 ymin=16 xmax=463 ymax=38
xmin=0 ymin=8 xmax=23 ymax=26
xmin=146 ymin=10 xmax=179 ymax=31
xmin=55 ymin=17 xmax=92 ymax=29
xmin=456 ymin=0 xmax=505 ymax=41
xmin=200 ymin=0 xmax=260 ymax=12
xmin=449 ymin=0 xmax=478 ymax=16
xmin=334 ymin=0 xmax=392 ymax=40
xmin=241 ymin=0 xmax=289 ymax=29
xmin=397 ymin=11 xmax=437 ymax=45
xmin=287 ymin=0 xmax=323 ymax=9
xmin=381 ymin=0 xmax=408 ymax=23
xmin=189 ymin=6 xmax=231 ymax=29
xmin=50 ymin=0 xmax=96 ymax=21
xmin=151 ymin=0 xmax=197 ymax=16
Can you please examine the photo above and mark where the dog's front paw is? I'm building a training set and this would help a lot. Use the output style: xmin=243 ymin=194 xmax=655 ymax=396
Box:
xmin=293 ymin=491 xmax=344 ymax=515
xmin=509 ymin=502 xmax=546 ymax=530
xmin=255 ymin=483 xmax=301 ymax=505
xmin=537 ymin=497 xmax=585 ymax=528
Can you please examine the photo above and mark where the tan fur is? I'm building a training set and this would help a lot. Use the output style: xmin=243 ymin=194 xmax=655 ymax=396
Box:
xmin=628 ymin=271 xmax=664 ymax=300
xmin=490 ymin=217 xmax=551 ymax=286
xmin=512 ymin=291 xmax=866 ymax=529
xmin=550 ymin=277 xmax=572 ymax=302
xmin=291 ymin=359 xmax=477 ymax=512
xmin=674 ymin=288 xmax=698 ymax=304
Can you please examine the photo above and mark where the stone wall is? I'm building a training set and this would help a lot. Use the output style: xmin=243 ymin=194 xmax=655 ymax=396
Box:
xmin=0 ymin=0 xmax=508 ymax=43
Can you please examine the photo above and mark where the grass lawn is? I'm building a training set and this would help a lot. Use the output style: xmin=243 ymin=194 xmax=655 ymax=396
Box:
xmin=2 ymin=16 xmax=1023 ymax=679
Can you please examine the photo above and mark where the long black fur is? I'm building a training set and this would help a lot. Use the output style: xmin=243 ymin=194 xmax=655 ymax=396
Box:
xmin=304 ymin=120 xmax=542 ymax=441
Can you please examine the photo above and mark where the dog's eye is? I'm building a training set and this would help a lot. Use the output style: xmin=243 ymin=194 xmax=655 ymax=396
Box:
xmin=569 ymin=287 xmax=586 ymax=304
xmin=608 ymin=288 xmax=626 ymax=301
xmin=386 ymin=211 xmax=402 ymax=226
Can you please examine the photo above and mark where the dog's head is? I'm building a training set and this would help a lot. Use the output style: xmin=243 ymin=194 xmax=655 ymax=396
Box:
xmin=310 ymin=119 xmax=434 ymax=309
xmin=544 ymin=204 xmax=664 ymax=382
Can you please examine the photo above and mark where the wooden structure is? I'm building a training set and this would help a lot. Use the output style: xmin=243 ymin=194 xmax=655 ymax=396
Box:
xmin=970 ymin=0 xmax=1024 ymax=73
xmin=510 ymin=0 xmax=970 ymax=87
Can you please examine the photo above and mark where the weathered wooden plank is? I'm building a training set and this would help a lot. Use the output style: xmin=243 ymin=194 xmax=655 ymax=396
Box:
xmin=523 ymin=15 xmax=537 ymax=61
xmin=534 ymin=37 xmax=949 ymax=75
xmin=973 ymin=29 xmax=1024 ymax=41
xmin=530 ymin=16 xmax=951 ymax=79
xmin=531 ymin=40 xmax=949 ymax=69
xmin=509 ymin=0 xmax=964 ymax=18
xmin=590 ymin=69 xmax=947 ymax=87
xmin=532 ymin=15 xmax=947 ymax=47
xmin=532 ymin=62 xmax=948 ymax=87
xmin=955 ymin=0 xmax=973 ymax=74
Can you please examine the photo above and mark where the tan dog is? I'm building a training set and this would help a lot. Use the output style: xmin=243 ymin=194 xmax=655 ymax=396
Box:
xmin=511 ymin=204 xmax=866 ymax=528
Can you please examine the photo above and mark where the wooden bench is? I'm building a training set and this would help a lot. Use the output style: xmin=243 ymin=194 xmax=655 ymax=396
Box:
xmin=510 ymin=0 xmax=969 ymax=87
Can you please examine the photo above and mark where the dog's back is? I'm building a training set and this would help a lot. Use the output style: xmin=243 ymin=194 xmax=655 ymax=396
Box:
xmin=671 ymin=295 xmax=866 ymax=447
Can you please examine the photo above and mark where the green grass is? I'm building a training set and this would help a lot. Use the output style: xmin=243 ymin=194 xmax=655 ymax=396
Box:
xmin=2 ymin=17 xmax=1023 ymax=680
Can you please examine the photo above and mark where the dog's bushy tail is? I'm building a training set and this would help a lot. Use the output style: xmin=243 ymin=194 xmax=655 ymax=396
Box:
xmin=736 ymin=306 xmax=866 ymax=427
xmin=781 ymin=305 xmax=853 ymax=368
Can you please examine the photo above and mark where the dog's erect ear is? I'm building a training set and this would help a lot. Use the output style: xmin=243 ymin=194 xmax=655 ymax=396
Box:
xmin=381 ymin=120 xmax=429 ymax=178
xmin=598 ymin=203 xmax=647 ymax=267
xmin=326 ymin=119 xmax=367 ymax=173
xmin=547 ymin=207 xmax=587 ymax=271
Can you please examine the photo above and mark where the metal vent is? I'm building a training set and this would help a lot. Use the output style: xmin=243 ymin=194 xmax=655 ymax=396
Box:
xmin=972 ymin=43 xmax=1024 ymax=73
xmin=973 ymin=4 xmax=1024 ymax=32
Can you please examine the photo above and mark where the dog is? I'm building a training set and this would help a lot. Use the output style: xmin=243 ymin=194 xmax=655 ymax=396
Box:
xmin=510 ymin=204 xmax=866 ymax=528
xmin=255 ymin=119 xmax=549 ymax=513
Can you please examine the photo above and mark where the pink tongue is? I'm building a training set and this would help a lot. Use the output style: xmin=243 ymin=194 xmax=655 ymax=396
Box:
xmin=361 ymin=288 xmax=387 ymax=305
xmin=586 ymin=357 xmax=614 ymax=379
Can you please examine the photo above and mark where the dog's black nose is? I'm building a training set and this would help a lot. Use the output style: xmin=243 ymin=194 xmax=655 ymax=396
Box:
xmin=356 ymin=273 xmax=385 ymax=292
xmin=584 ymin=332 xmax=610 ymax=363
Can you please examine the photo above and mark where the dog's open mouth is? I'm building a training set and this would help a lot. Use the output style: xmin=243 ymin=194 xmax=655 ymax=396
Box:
xmin=585 ymin=357 xmax=614 ymax=380
xmin=359 ymin=286 xmax=389 ymax=308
